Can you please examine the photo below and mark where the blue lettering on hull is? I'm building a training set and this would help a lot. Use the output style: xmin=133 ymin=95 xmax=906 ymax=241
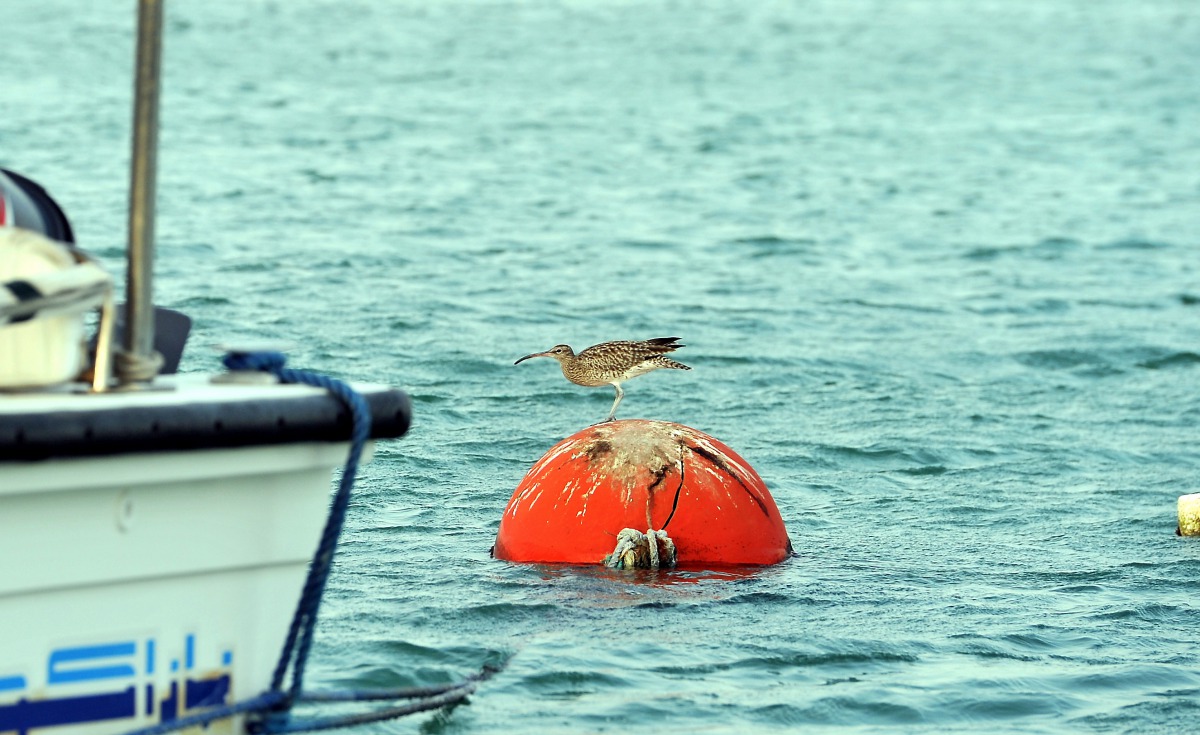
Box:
xmin=0 ymin=687 xmax=136 ymax=735
xmin=0 ymin=635 xmax=233 ymax=733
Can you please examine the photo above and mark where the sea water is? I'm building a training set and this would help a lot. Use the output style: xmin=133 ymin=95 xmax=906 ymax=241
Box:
xmin=5 ymin=1 xmax=1199 ymax=732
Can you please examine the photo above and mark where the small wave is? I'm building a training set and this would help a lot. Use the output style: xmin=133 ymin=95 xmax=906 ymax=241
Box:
xmin=717 ymin=591 xmax=794 ymax=605
xmin=328 ymin=664 xmax=424 ymax=690
xmin=1074 ymin=691 xmax=1200 ymax=731
xmin=963 ymin=244 xmax=1022 ymax=261
xmin=951 ymin=631 xmax=1104 ymax=662
xmin=1014 ymin=349 xmax=1101 ymax=370
xmin=1035 ymin=236 xmax=1083 ymax=251
xmin=1052 ymin=584 xmax=1107 ymax=594
xmin=1137 ymin=351 xmax=1200 ymax=370
xmin=750 ymin=698 xmax=923 ymax=726
xmin=963 ymin=237 xmax=1081 ymax=261
xmin=956 ymin=693 xmax=1075 ymax=719
xmin=731 ymin=234 xmax=813 ymax=247
xmin=1066 ymin=665 xmax=1200 ymax=693
xmin=730 ymin=235 xmax=818 ymax=258
xmin=840 ymin=298 xmax=947 ymax=314
xmin=443 ymin=354 xmax=509 ymax=375
xmin=326 ymin=642 xmax=500 ymax=690
xmin=649 ymin=645 xmax=920 ymax=679
xmin=1025 ymin=568 xmax=1120 ymax=584
xmin=177 ymin=295 xmax=232 ymax=306
xmin=387 ymin=317 xmax=430 ymax=331
xmin=733 ymin=649 xmax=921 ymax=670
xmin=521 ymin=669 xmax=630 ymax=695
xmin=963 ymin=298 xmax=1071 ymax=316
xmin=819 ymin=444 xmax=947 ymax=473
xmin=218 ymin=261 xmax=275 ymax=273
xmin=1099 ymin=238 xmax=1170 ymax=251
xmin=1012 ymin=348 xmax=1127 ymax=377
xmin=614 ymin=239 xmax=680 ymax=251
xmin=1089 ymin=603 xmax=1191 ymax=623
xmin=91 ymin=246 xmax=127 ymax=260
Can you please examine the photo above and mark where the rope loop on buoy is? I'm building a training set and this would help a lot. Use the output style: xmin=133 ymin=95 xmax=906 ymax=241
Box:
xmin=603 ymin=527 xmax=678 ymax=570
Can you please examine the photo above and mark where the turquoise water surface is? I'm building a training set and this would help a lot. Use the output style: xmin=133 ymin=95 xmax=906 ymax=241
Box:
xmin=6 ymin=1 xmax=1200 ymax=732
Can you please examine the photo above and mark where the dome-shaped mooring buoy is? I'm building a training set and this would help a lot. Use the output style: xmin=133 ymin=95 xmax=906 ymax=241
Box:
xmin=493 ymin=419 xmax=792 ymax=567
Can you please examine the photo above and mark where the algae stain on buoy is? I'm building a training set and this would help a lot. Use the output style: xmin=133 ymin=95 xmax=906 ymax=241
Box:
xmin=493 ymin=419 xmax=792 ymax=566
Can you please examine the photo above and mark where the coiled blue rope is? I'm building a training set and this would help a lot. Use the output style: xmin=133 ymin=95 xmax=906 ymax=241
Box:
xmin=118 ymin=351 xmax=494 ymax=735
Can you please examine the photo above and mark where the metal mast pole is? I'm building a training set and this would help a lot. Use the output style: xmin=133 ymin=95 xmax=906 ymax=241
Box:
xmin=121 ymin=0 xmax=164 ymax=385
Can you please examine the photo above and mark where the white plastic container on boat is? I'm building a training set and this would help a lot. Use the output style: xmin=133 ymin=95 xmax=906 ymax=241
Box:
xmin=0 ymin=228 xmax=104 ymax=389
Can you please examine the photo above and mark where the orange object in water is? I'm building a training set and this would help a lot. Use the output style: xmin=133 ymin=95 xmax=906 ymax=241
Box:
xmin=493 ymin=420 xmax=792 ymax=566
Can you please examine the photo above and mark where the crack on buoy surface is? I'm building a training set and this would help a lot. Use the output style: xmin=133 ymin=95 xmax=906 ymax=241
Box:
xmin=659 ymin=441 xmax=687 ymax=531
xmin=689 ymin=442 xmax=770 ymax=517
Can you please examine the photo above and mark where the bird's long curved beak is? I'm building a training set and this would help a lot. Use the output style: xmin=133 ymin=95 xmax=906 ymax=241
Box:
xmin=514 ymin=351 xmax=549 ymax=365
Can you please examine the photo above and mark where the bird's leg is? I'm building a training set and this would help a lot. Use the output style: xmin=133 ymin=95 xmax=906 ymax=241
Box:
xmin=604 ymin=383 xmax=624 ymax=422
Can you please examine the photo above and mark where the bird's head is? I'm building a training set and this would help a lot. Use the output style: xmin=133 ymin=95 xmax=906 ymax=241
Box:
xmin=514 ymin=344 xmax=575 ymax=365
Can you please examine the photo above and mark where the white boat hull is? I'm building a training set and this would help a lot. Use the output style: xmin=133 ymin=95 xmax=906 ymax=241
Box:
xmin=1 ymin=442 xmax=359 ymax=735
xmin=1 ymin=376 xmax=409 ymax=735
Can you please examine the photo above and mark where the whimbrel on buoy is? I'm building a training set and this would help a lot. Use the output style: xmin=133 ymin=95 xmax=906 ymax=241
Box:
xmin=514 ymin=337 xmax=691 ymax=422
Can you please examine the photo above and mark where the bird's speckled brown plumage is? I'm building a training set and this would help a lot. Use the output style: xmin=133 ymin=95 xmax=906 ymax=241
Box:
xmin=515 ymin=337 xmax=690 ymax=421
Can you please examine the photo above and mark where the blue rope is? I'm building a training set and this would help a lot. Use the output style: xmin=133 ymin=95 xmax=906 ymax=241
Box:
xmin=220 ymin=351 xmax=372 ymax=702
xmin=118 ymin=351 xmax=493 ymax=735
xmin=121 ymin=693 xmax=287 ymax=735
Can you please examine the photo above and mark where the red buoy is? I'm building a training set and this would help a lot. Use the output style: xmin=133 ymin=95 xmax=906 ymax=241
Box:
xmin=493 ymin=420 xmax=792 ymax=566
